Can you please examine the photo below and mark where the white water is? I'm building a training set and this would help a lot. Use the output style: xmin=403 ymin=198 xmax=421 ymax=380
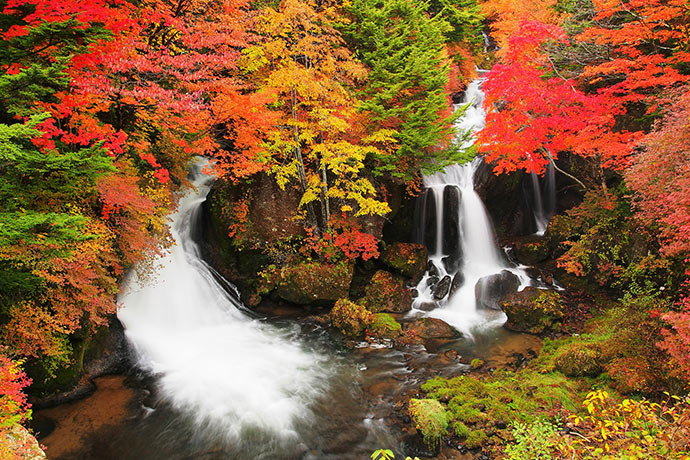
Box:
xmin=117 ymin=159 xmax=329 ymax=443
xmin=412 ymin=78 xmax=529 ymax=337
xmin=529 ymin=158 xmax=556 ymax=235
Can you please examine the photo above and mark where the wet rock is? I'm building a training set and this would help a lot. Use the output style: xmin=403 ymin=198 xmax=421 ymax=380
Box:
xmin=405 ymin=318 xmax=461 ymax=340
xmin=416 ymin=301 xmax=438 ymax=312
xmin=421 ymin=189 xmax=439 ymax=253
xmin=442 ymin=186 xmax=462 ymax=258
xmin=449 ymin=272 xmax=465 ymax=297
xmin=402 ymin=432 xmax=437 ymax=459
xmin=381 ymin=242 xmax=428 ymax=281
xmin=475 ymin=270 xmax=520 ymax=310
xmin=273 ymin=260 xmax=353 ymax=305
xmin=427 ymin=275 xmax=440 ymax=287
xmin=443 ymin=350 xmax=459 ymax=361
xmin=524 ymin=267 xmax=556 ymax=287
xmin=28 ymin=316 xmax=127 ymax=409
xmin=432 ymin=275 xmax=452 ymax=300
xmin=83 ymin=317 xmax=128 ymax=379
xmin=442 ymin=255 xmax=463 ymax=275
xmin=427 ymin=260 xmax=440 ymax=278
xmin=473 ymin=160 xmax=528 ymax=236
xmin=499 ymin=287 xmax=564 ymax=334
xmin=362 ymin=270 xmax=413 ymax=313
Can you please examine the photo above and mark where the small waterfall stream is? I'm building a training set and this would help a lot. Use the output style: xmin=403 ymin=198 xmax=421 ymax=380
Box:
xmin=412 ymin=78 xmax=529 ymax=337
xmin=528 ymin=158 xmax=556 ymax=235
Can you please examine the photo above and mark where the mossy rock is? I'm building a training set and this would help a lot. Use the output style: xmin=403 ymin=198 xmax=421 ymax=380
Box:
xmin=409 ymin=398 xmax=449 ymax=452
xmin=330 ymin=298 xmax=373 ymax=337
xmin=275 ymin=260 xmax=354 ymax=305
xmin=381 ymin=242 xmax=428 ymax=281
xmin=470 ymin=359 xmax=484 ymax=370
xmin=418 ymin=369 xmax=581 ymax=450
xmin=361 ymin=270 xmax=412 ymax=313
xmin=500 ymin=287 xmax=564 ymax=334
xmin=513 ymin=239 xmax=550 ymax=265
xmin=367 ymin=313 xmax=402 ymax=339
xmin=554 ymin=343 xmax=603 ymax=377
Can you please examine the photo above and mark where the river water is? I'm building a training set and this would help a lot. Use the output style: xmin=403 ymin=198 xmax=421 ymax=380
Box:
xmin=33 ymin=78 xmax=546 ymax=460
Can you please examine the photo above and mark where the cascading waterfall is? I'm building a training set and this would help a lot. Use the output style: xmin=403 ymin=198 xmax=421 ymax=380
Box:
xmin=528 ymin=158 xmax=556 ymax=235
xmin=412 ymin=78 xmax=529 ymax=337
xmin=117 ymin=159 xmax=330 ymax=447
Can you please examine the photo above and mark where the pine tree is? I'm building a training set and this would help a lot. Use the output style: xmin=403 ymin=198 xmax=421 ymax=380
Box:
xmin=342 ymin=0 xmax=462 ymax=180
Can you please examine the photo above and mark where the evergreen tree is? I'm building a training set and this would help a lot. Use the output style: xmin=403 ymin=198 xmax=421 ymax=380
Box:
xmin=342 ymin=0 xmax=463 ymax=180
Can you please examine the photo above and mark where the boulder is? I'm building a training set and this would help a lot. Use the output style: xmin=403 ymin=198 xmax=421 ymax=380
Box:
xmin=499 ymin=287 xmax=564 ymax=333
xmin=381 ymin=242 xmax=428 ymax=281
xmin=554 ymin=343 xmax=603 ymax=377
xmin=274 ymin=260 xmax=354 ymax=305
xmin=361 ymin=270 xmax=413 ymax=313
xmin=367 ymin=313 xmax=403 ymax=339
xmin=474 ymin=270 xmax=520 ymax=310
xmin=427 ymin=260 xmax=440 ymax=278
xmin=405 ymin=317 xmax=461 ymax=340
xmin=432 ymin=275 xmax=452 ymax=300
xmin=330 ymin=298 xmax=373 ymax=337
xmin=449 ymin=272 xmax=465 ymax=297
xmin=442 ymin=186 xmax=462 ymax=260
xmin=442 ymin=255 xmax=463 ymax=275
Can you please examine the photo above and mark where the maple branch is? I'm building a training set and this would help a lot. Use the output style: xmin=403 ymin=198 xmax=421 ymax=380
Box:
xmin=546 ymin=54 xmax=576 ymax=92
xmin=552 ymin=160 xmax=587 ymax=191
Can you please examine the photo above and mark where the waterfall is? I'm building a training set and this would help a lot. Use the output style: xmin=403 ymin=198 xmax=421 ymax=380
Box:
xmin=529 ymin=158 xmax=556 ymax=235
xmin=117 ymin=159 xmax=329 ymax=445
xmin=412 ymin=78 xmax=529 ymax=337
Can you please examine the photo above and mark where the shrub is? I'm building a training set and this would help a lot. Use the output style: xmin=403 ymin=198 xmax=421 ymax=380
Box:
xmin=562 ymin=390 xmax=690 ymax=459
xmin=505 ymin=421 xmax=559 ymax=460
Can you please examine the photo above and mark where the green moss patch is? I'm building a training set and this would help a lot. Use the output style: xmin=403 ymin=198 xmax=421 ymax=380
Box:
xmin=367 ymin=313 xmax=402 ymax=339
xmin=409 ymin=398 xmax=449 ymax=451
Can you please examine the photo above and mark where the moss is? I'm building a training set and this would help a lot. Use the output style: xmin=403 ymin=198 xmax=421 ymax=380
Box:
xmin=361 ymin=270 xmax=412 ymax=313
xmin=367 ymin=313 xmax=402 ymax=339
xmin=275 ymin=259 xmax=353 ymax=304
xmin=409 ymin=398 xmax=449 ymax=451
xmin=452 ymin=421 xmax=471 ymax=438
xmin=330 ymin=298 xmax=373 ymax=337
xmin=554 ymin=343 xmax=604 ymax=377
xmin=465 ymin=429 xmax=488 ymax=449
xmin=470 ymin=358 xmax=484 ymax=370
xmin=380 ymin=242 xmax=427 ymax=280
xmin=419 ymin=369 xmax=584 ymax=449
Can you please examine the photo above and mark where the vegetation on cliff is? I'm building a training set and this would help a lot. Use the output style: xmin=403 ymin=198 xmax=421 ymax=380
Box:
xmin=2 ymin=0 xmax=690 ymax=458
